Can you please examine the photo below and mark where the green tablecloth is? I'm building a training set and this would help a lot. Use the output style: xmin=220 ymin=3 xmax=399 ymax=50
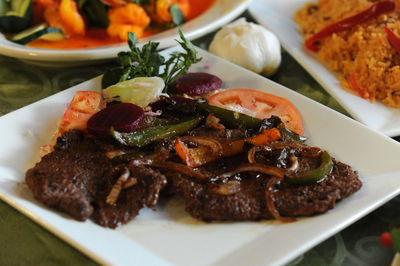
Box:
xmin=1 ymin=12 xmax=399 ymax=266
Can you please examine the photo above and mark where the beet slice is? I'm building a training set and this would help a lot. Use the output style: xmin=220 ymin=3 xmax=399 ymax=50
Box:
xmin=174 ymin=72 xmax=222 ymax=96
xmin=87 ymin=103 xmax=144 ymax=137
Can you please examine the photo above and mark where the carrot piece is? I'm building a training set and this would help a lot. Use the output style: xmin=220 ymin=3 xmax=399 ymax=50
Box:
xmin=174 ymin=139 xmax=210 ymax=168
xmin=222 ymin=128 xmax=281 ymax=157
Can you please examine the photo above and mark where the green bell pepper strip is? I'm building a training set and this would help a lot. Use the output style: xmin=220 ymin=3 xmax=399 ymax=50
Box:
xmin=285 ymin=150 xmax=333 ymax=185
xmin=391 ymin=227 xmax=400 ymax=253
xmin=278 ymin=127 xmax=307 ymax=143
xmin=111 ymin=117 xmax=202 ymax=147
xmin=199 ymin=102 xmax=308 ymax=143
xmin=198 ymin=102 xmax=263 ymax=129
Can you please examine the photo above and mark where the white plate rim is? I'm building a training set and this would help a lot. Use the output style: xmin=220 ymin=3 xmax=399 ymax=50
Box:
xmin=1 ymin=46 xmax=400 ymax=266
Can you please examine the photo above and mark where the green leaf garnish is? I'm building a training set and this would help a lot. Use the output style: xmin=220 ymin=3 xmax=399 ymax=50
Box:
xmin=102 ymin=29 xmax=201 ymax=92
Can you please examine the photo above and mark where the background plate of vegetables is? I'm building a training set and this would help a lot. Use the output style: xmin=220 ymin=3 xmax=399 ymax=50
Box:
xmin=0 ymin=0 xmax=249 ymax=66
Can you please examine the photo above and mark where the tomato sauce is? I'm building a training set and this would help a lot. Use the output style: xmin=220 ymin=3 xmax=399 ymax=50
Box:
xmin=28 ymin=0 xmax=216 ymax=49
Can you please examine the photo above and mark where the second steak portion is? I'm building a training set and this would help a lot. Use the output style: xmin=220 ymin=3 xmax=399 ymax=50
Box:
xmin=167 ymin=159 xmax=361 ymax=221
xmin=162 ymin=124 xmax=362 ymax=221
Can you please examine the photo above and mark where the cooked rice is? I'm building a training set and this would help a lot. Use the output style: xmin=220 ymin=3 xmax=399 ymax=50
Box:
xmin=295 ymin=0 xmax=400 ymax=107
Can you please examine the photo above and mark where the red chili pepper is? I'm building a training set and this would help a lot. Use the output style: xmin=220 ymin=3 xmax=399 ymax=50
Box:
xmin=347 ymin=73 xmax=370 ymax=99
xmin=305 ymin=0 xmax=395 ymax=51
xmin=384 ymin=26 xmax=400 ymax=56
xmin=380 ymin=232 xmax=393 ymax=248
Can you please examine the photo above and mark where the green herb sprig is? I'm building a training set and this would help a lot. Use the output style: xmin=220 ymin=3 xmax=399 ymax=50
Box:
xmin=102 ymin=29 xmax=201 ymax=92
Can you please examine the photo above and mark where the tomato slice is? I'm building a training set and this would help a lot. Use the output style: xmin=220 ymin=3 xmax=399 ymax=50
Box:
xmin=42 ymin=91 xmax=102 ymax=154
xmin=69 ymin=90 xmax=102 ymax=114
xmin=208 ymin=88 xmax=303 ymax=135
xmin=59 ymin=91 xmax=102 ymax=133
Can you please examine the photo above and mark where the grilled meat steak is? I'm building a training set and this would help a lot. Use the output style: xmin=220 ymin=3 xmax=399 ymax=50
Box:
xmin=166 ymin=158 xmax=361 ymax=221
xmin=25 ymin=130 xmax=167 ymax=228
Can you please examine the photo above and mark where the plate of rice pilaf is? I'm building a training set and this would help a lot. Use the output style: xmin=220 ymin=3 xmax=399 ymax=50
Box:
xmin=295 ymin=0 xmax=400 ymax=107
xmin=249 ymin=0 xmax=400 ymax=137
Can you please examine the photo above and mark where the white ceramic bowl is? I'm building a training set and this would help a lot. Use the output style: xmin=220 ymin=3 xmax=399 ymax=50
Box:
xmin=0 ymin=0 xmax=250 ymax=67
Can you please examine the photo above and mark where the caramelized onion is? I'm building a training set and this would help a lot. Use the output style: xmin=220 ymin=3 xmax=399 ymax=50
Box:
xmin=301 ymin=147 xmax=322 ymax=157
xmin=106 ymin=167 xmax=130 ymax=205
xmin=265 ymin=177 xmax=296 ymax=223
xmin=217 ymin=163 xmax=285 ymax=180
xmin=248 ymin=146 xmax=267 ymax=163
xmin=247 ymin=141 xmax=322 ymax=164
xmin=287 ymin=154 xmax=299 ymax=174
xmin=130 ymin=159 xmax=207 ymax=180
xmin=180 ymin=136 xmax=223 ymax=154
xmin=180 ymin=136 xmax=223 ymax=156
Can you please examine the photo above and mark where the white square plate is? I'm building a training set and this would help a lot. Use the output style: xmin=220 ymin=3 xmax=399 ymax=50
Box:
xmin=1 ymin=47 xmax=400 ymax=266
xmin=248 ymin=0 xmax=400 ymax=137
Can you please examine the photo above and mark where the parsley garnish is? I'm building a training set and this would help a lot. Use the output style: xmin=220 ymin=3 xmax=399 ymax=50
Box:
xmin=102 ymin=29 xmax=201 ymax=92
